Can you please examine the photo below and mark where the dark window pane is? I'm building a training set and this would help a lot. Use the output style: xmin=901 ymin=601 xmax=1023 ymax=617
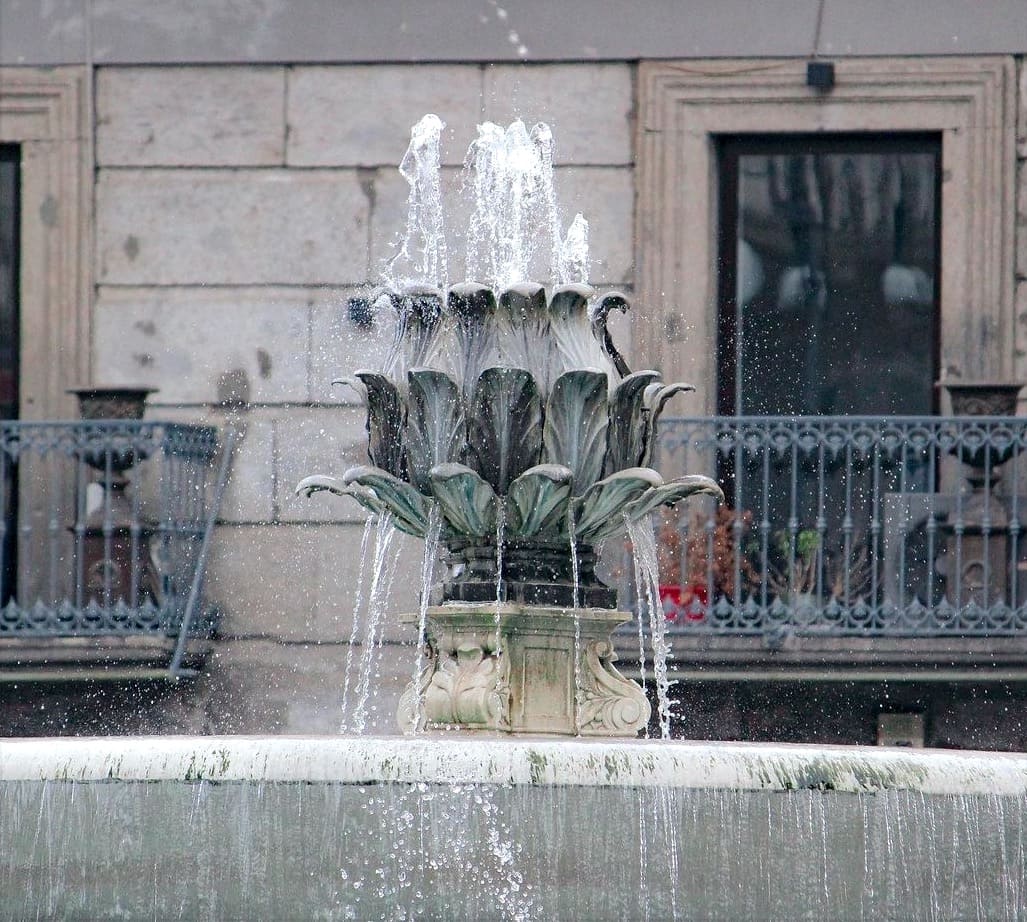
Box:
xmin=719 ymin=135 xmax=940 ymax=416
xmin=0 ymin=145 xmax=18 ymax=420
xmin=0 ymin=145 xmax=17 ymax=606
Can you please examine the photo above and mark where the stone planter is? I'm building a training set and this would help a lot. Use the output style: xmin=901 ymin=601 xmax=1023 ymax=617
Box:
xmin=66 ymin=386 xmax=158 ymax=605
xmin=941 ymin=380 xmax=1024 ymax=473
xmin=942 ymin=381 xmax=1023 ymax=418
xmin=938 ymin=381 xmax=1024 ymax=608
xmin=68 ymin=386 xmax=156 ymax=422
xmin=398 ymin=604 xmax=650 ymax=736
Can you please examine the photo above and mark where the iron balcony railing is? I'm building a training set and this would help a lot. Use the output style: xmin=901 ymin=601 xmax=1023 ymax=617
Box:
xmin=635 ymin=415 xmax=1027 ymax=638
xmin=0 ymin=421 xmax=231 ymax=672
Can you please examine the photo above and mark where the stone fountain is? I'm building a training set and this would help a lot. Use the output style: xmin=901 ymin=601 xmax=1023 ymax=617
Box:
xmin=4 ymin=118 xmax=1027 ymax=922
xmin=298 ymin=284 xmax=721 ymax=734
xmin=297 ymin=124 xmax=720 ymax=735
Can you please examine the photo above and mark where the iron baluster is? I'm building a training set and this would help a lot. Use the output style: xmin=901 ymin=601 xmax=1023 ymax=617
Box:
xmin=634 ymin=416 xmax=1027 ymax=639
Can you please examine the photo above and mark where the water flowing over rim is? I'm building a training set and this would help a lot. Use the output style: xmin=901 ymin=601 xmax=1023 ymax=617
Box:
xmin=3 ymin=736 xmax=1027 ymax=795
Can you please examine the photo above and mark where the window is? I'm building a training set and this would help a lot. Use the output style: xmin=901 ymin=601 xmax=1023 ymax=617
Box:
xmin=717 ymin=133 xmax=940 ymax=417
xmin=0 ymin=144 xmax=19 ymax=421
xmin=0 ymin=67 xmax=90 ymax=421
xmin=0 ymin=144 xmax=16 ymax=606
xmin=636 ymin=58 xmax=1016 ymax=409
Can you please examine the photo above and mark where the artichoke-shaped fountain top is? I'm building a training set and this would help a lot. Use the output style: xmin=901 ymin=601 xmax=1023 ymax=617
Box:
xmin=298 ymin=283 xmax=722 ymax=568
xmin=378 ymin=282 xmax=628 ymax=402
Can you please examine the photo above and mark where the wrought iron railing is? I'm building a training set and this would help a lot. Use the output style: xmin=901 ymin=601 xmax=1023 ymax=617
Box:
xmin=626 ymin=416 xmax=1027 ymax=638
xmin=0 ymin=421 xmax=229 ymax=665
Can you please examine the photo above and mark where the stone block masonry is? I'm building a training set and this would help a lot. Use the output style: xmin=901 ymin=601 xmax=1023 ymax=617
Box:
xmin=97 ymin=67 xmax=286 ymax=167
xmin=286 ymin=66 xmax=484 ymax=167
xmin=91 ymin=61 xmax=637 ymax=735
xmin=1017 ymin=60 xmax=1027 ymax=382
xmin=97 ymin=170 xmax=372 ymax=285
xmin=9 ymin=51 xmax=1026 ymax=744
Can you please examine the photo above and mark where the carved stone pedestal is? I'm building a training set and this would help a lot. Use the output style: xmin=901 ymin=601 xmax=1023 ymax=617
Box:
xmin=398 ymin=604 xmax=650 ymax=736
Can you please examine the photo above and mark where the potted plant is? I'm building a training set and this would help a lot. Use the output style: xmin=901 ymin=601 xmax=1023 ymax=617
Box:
xmin=768 ymin=528 xmax=873 ymax=624
xmin=657 ymin=506 xmax=758 ymax=622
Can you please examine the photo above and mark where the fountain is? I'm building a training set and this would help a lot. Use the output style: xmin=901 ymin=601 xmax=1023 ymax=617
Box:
xmin=298 ymin=284 xmax=721 ymax=734
xmin=3 ymin=117 xmax=1027 ymax=921
xmin=297 ymin=115 xmax=722 ymax=735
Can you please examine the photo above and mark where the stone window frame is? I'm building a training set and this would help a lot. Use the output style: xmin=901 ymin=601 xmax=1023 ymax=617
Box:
xmin=0 ymin=67 xmax=90 ymax=420
xmin=635 ymin=57 xmax=1018 ymax=412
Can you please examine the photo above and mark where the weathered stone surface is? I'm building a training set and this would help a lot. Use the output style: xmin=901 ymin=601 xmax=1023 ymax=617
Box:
xmin=403 ymin=604 xmax=647 ymax=737
xmin=484 ymin=64 xmax=634 ymax=165
xmin=97 ymin=169 xmax=370 ymax=285
xmin=1016 ymin=280 xmax=1027 ymax=382
xmin=219 ymin=416 xmax=276 ymax=524
xmin=364 ymin=167 xmax=406 ymax=280
xmin=204 ymin=406 xmax=375 ymax=526
xmin=202 ymin=638 xmax=410 ymax=735
xmin=308 ymin=288 xmax=392 ymax=404
xmin=274 ymin=407 xmax=371 ymax=524
xmin=287 ymin=65 xmax=482 ymax=167
xmin=140 ymin=402 xmax=284 ymax=524
xmin=555 ymin=167 xmax=634 ymax=285
xmin=205 ymin=523 xmax=422 ymax=645
xmin=139 ymin=406 xmax=277 ymax=524
xmin=97 ymin=66 xmax=285 ymax=166
xmin=203 ymin=639 xmax=343 ymax=734
xmin=1018 ymin=59 xmax=1026 ymax=151
xmin=140 ymin=404 xmax=377 ymax=525
xmin=1018 ymin=159 xmax=1027 ymax=278
xmin=1019 ymin=220 xmax=1027 ymax=282
xmin=94 ymin=287 xmax=311 ymax=405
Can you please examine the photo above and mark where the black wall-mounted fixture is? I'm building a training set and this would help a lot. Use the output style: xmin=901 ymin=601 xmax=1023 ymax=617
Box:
xmin=347 ymin=296 xmax=375 ymax=329
xmin=806 ymin=61 xmax=835 ymax=91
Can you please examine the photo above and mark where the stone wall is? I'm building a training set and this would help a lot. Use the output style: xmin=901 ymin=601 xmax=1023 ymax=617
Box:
xmin=6 ymin=737 xmax=1027 ymax=920
xmin=13 ymin=53 xmax=1027 ymax=741
xmin=1018 ymin=58 xmax=1027 ymax=383
xmin=90 ymin=62 xmax=636 ymax=733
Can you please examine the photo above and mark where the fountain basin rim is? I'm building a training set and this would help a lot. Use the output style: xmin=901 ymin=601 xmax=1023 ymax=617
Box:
xmin=2 ymin=736 xmax=1027 ymax=795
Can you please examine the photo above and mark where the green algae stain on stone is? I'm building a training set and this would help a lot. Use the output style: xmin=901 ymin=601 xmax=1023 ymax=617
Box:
xmin=205 ymin=749 xmax=232 ymax=779
xmin=526 ymin=750 xmax=549 ymax=785
xmin=763 ymin=754 xmax=931 ymax=794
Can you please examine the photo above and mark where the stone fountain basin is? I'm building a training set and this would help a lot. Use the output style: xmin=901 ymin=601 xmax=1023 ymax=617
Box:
xmin=2 ymin=736 xmax=1025 ymax=920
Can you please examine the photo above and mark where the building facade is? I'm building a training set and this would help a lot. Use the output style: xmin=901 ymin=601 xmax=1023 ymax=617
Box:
xmin=1 ymin=1 xmax=1027 ymax=746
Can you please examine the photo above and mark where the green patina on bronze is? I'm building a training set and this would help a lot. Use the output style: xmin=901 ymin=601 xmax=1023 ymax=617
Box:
xmin=298 ymin=282 xmax=721 ymax=609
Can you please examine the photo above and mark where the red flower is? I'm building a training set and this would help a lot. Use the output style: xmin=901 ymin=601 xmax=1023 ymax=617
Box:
xmin=660 ymin=583 xmax=706 ymax=622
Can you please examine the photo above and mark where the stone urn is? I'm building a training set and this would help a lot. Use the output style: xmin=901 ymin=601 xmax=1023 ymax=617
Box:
xmin=941 ymin=381 xmax=1023 ymax=474
xmin=68 ymin=386 xmax=158 ymax=605
xmin=938 ymin=381 xmax=1024 ymax=608
xmin=68 ymin=386 xmax=156 ymax=422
